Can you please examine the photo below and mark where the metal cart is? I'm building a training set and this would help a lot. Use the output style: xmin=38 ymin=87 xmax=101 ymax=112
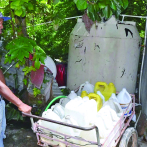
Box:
xmin=23 ymin=94 xmax=137 ymax=147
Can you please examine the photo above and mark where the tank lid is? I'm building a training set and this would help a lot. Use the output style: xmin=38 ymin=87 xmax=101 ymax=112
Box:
xmin=105 ymin=15 xmax=118 ymax=24
xmin=77 ymin=18 xmax=82 ymax=22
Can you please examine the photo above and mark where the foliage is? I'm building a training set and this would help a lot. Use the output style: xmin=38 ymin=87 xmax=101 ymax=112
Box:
xmin=73 ymin=0 xmax=129 ymax=22
xmin=22 ymin=66 xmax=36 ymax=76
xmin=122 ymin=0 xmax=147 ymax=39
xmin=33 ymin=87 xmax=41 ymax=97
xmin=26 ymin=0 xmax=79 ymax=61
xmin=5 ymin=36 xmax=46 ymax=69
xmin=9 ymin=0 xmax=34 ymax=17
xmin=61 ymin=88 xmax=70 ymax=96
xmin=6 ymin=103 xmax=23 ymax=121
xmin=0 ymin=0 xmax=79 ymax=100
xmin=5 ymin=72 xmax=27 ymax=121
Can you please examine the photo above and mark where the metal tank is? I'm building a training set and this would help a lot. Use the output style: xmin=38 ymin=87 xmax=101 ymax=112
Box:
xmin=67 ymin=16 xmax=141 ymax=94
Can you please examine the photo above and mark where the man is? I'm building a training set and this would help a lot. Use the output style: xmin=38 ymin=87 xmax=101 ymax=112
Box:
xmin=0 ymin=13 xmax=32 ymax=146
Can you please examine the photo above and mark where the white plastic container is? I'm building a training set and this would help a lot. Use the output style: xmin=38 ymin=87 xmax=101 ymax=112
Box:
xmin=98 ymin=105 xmax=116 ymax=130
xmin=38 ymin=109 xmax=62 ymax=146
xmin=65 ymin=96 xmax=83 ymax=110
xmin=97 ymin=91 xmax=105 ymax=104
xmin=117 ymin=88 xmax=132 ymax=116
xmin=79 ymin=117 xmax=106 ymax=147
xmin=40 ymin=109 xmax=61 ymax=130
xmin=79 ymin=107 xmax=116 ymax=146
xmin=57 ymin=115 xmax=81 ymax=146
xmin=65 ymin=97 xmax=97 ymax=127
xmin=59 ymin=98 xmax=71 ymax=107
xmin=103 ymin=93 xmax=123 ymax=117
xmin=67 ymin=90 xmax=77 ymax=99
xmin=67 ymin=16 xmax=141 ymax=94
xmin=77 ymin=81 xmax=94 ymax=96
xmin=51 ymin=103 xmax=65 ymax=119
xmin=59 ymin=90 xmax=77 ymax=108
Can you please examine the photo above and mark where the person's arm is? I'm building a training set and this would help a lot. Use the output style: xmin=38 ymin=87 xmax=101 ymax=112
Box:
xmin=0 ymin=80 xmax=32 ymax=113
xmin=0 ymin=69 xmax=5 ymax=84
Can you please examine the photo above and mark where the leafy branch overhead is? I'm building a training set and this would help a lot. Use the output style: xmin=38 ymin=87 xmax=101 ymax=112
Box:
xmin=5 ymin=36 xmax=46 ymax=70
xmin=74 ymin=0 xmax=129 ymax=21
xmin=10 ymin=0 xmax=34 ymax=17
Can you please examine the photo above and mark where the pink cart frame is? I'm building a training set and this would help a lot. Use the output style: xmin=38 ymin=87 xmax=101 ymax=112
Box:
xmin=23 ymin=94 xmax=135 ymax=147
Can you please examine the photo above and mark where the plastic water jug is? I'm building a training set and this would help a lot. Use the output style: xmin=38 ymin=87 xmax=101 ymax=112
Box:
xmin=103 ymin=93 xmax=123 ymax=118
xmin=65 ymin=96 xmax=83 ymax=110
xmin=81 ymin=91 xmax=88 ymax=98
xmin=38 ymin=109 xmax=61 ymax=146
xmin=77 ymin=81 xmax=94 ymax=96
xmin=97 ymin=91 xmax=105 ymax=104
xmin=76 ymin=99 xmax=97 ymax=123
xmin=57 ymin=115 xmax=81 ymax=145
xmin=79 ymin=117 xmax=105 ymax=147
xmin=65 ymin=98 xmax=97 ymax=127
xmin=59 ymin=97 xmax=71 ymax=107
xmin=51 ymin=103 xmax=65 ymax=119
xmin=88 ymin=93 xmax=103 ymax=111
xmin=79 ymin=115 xmax=113 ymax=147
xmin=117 ymin=88 xmax=132 ymax=116
xmin=40 ymin=109 xmax=61 ymax=130
xmin=94 ymin=82 xmax=116 ymax=101
xmin=79 ymin=107 xmax=117 ymax=146
xmin=67 ymin=91 xmax=77 ymax=99
xmin=59 ymin=91 xmax=77 ymax=107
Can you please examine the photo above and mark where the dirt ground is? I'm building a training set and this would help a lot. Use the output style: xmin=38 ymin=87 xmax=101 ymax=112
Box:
xmin=3 ymin=119 xmax=39 ymax=147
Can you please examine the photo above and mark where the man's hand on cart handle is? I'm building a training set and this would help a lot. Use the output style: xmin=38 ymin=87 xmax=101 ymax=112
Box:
xmin=18 ymin=102 xmax=32 ymax=115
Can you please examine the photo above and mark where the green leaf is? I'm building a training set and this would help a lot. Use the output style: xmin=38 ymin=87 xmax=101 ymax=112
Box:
xmin=11 ymin=50 xmax=19 ymax=60
xmin=53 ymin=0 xmax=60 ymax=5
xmin=15 ymin=9 xmax=23 ymax=16
xmin=74 ymin=0 xmax=78 ymax=4
xmin=35 ymin=46 xmax=45 ymax=54
xmin=98 ymin=1 xmax=107 ymax=9
xmin=21 ymin=10 xmax=26 ymax=17
xmin=37 ymin=100 xmax=43 ymax=104
xmin=76 ymin=0 xmax=88 ymax=10
xmin=33 ymin=88 xmax=41 ymax=97
xmin=4 ymin=57 xmax=10 ymax=64
xmin=21 ymin=6 xmax=26 ymax=17
xmin=11 ymin=0 xmax=20 ymax=7
xmin=40 ymin=56 xmax=46 ymax=64
xmin=102 ymin=5 xmax=112 ymax=18
xmin=28 ymin=39 xmax=36 ymax=46
xmin=15 ymin=63 xmax=20 ymax=68
xmin=22 ymin=0 xmax=29 ymax=2
xmin=121 ymin=0 xmax=128 ymax=9
xmin=94 ymin=4 xmax=99 ymax=12
xmin=6 ymin=37 xmax=34 ymax=62
xmin=110 ymin=0 xmax=117 ymax=10
xmin=23 ymin=79 xmax=27 ymax=85
xmin=28 ymin=2 xmax=34 ymax=10
xmin=87 ymin=6 xmax=96 ymax=21
xmin=88 ymin=4 xmax=94 ymax=12
xmin=34 ymin=58 xmax=40 ymax=69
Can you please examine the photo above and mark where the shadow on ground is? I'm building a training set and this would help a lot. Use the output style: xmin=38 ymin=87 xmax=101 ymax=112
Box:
xmin=3 ymin=119 xmax=39 ymax=147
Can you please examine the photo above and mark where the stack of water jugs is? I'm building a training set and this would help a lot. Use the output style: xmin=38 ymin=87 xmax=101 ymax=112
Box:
xmin=38 ymin=81 xmax=132 ymax=146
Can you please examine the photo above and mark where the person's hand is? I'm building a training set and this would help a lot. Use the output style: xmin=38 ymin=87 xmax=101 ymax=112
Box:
xmin=18 ymin=103 xmax=32 ymax=114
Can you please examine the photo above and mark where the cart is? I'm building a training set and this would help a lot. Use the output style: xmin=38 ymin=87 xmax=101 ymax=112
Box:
xmin=23 ymin=94 xmax=137 ymax=147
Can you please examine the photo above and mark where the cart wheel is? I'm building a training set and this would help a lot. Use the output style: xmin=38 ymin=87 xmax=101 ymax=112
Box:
xmin=119 ymin=127 xmax=138 ymax=147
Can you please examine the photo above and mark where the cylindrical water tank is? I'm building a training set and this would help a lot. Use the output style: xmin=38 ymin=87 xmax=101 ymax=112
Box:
xmin=67 ymin=16 xmax=141 ymax=94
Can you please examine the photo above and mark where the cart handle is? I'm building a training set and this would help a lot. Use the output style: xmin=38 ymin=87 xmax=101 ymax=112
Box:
xmin=22 ymin=112 xmax=101 ymax=146
xmin=45 ymin=95 xmax=67 ymax=111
